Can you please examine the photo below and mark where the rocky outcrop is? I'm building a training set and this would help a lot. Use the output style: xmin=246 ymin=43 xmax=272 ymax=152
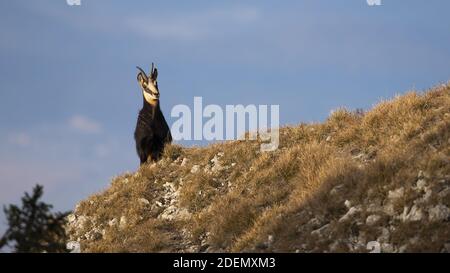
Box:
xmin=293 ymin=171 xmax=449 ymax=253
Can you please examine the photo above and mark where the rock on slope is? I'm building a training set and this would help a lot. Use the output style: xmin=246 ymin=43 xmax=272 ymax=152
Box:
xmin=66 ymin=84 xmax=450 ymax=253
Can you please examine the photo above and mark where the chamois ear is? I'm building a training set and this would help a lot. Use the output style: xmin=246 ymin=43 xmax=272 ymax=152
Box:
xmin=150 ymin=63 xmax=158 ymax=80
xmin=152 ymin=67 xmax=158 ymax=81
xmin=137 ymin=73 xmax=145 ymax=84
xmin=136 ymin=66 xmax=148 ymax=84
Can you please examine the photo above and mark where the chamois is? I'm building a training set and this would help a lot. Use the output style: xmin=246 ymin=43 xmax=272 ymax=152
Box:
xmin=134 ymin=63 xmax=172 ymax=165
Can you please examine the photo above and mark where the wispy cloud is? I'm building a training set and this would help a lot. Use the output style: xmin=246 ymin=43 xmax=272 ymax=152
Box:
xmin=93 ymin=139 xmax=120 ymax=158
xmin=8 ymin=132 xmax=31 ymax=147
xmin=68 ymin=115 xmax=102 ymax=134
xmin=125 ymin=6 xmax=262 ymax=42
xmin=127 ymin=18 xmax=206 ymax=41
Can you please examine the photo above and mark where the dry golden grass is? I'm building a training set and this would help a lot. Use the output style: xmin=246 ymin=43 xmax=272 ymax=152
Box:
xmin=67 ymin=83 xmax=450 ymax=253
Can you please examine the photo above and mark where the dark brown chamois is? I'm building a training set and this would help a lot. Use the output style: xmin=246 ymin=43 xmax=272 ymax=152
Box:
xmin=134 ymin=63 xmax=172 ymax=165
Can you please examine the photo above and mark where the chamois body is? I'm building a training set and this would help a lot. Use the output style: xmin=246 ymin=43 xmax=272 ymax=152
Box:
xmin=134 ymin=64 xmax=172 ymax=164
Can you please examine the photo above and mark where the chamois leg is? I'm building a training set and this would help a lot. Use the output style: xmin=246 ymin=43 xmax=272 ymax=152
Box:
xmin=149 ymin=151 xmax=160 ymax=162
xmin=139 ymin=151 xmax=149 ymax=165
xmin=149 ymin=140 xmax=164 ymax=162
xmin=137 ymin=138 xmax=150 ymax=165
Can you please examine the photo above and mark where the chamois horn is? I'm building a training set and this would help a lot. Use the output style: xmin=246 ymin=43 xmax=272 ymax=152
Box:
xmin=150 ymin=63 xmax=158 ymax=80
xmin=136 ymin=66 xmax=148 ymax=81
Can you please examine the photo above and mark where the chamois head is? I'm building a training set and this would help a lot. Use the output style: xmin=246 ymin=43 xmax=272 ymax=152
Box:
xmin=137 ymin=63 xmax=160 ymax=104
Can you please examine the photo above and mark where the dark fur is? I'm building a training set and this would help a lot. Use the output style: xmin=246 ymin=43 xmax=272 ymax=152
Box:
xmin=134 ymin=73 xmax=172 ymax=165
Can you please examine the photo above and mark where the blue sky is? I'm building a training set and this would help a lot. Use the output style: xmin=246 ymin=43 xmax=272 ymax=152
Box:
xmin=1 ymin=0 xmax=449 ymax=236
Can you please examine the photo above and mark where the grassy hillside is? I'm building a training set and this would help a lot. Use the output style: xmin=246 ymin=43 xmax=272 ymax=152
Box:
xmin=66 ymin=84 xmax=450 ymax=253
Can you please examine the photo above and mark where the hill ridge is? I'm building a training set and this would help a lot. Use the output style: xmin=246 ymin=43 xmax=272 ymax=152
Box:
xmin=66 ymin=83 xmax=450 ymax=253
